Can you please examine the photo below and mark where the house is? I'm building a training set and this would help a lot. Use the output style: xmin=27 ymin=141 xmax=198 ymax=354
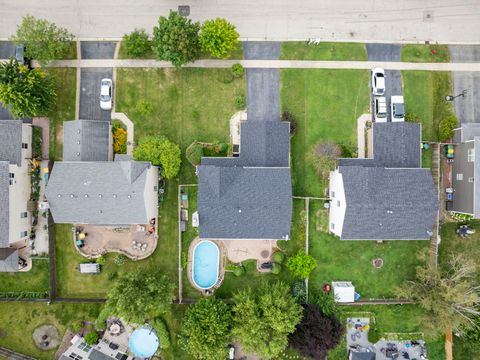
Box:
xmin=45 ymin=120 xmax=158 ymax=226
xmin=349 ymin=352 xmax=376 ymax=360
xmin=329 ymin=122 xmax=438 ymax=240
xmin=59 ymin=335 xmax=133 ymax=360
xmin=197 ymin=120 xmax=292 ymax=240
xmin=450 ymin=123 xmax=480 ymax=216
xmin=0 ymin=120 xmax=32 ymax=272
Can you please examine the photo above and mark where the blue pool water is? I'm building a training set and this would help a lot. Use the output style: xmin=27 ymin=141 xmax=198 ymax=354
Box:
xmin=192 ymin=241 xmax=219 ymax=289
xmin=128 ymin=327 xmax=159 ymax=358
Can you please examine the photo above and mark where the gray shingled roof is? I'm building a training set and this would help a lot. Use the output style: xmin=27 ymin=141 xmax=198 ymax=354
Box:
xmin=339 ymin=166 xmax=438 ymax=240
xmin=458 ymin=123 xmax=480 ymax=142
xmin=239 ymin=121 xmax=290 ymax=167
xmin=0 ymin=248 xmax=18 ymax=272
xmin=350 ymin=352 xmax=376 ymax=360
xmin=88 ymin=349 xmax=117 ymax=360
xmin=0 ymin=120 xmax=23 ymax=166
xmin=63 ymin=120 xmax=111 ymax=161
xmin=46 ymin=160 xmax=152 ymax=225
xmin=0 ymin=162 xmax=10 ymax=247
xmin=198 ymin=166 xmax=292 ymax=239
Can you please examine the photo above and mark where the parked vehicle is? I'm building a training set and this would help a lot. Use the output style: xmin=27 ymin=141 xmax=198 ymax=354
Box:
xmin=371 ymin=68 xmax=385 ymax=96
xmin=374 ymin=97 xmax=387 ymax=122
xmin=444 ymin=144 xmax=455 ymax=159
xmin=391 ymin=95 xmax=405 ymax=122
xmin=100 ymin=78 xmax=113 ymax=110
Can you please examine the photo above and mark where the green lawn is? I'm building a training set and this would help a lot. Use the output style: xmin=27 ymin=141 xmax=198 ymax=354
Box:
xmin=401 ymin=44 xmax=450 ymax=63
xmin=0 ymin=259 xmax=49 ymax=296
xmin=308 ymin=201 xmax=429 ymax=299
xmin=0 ymin=302 xmax=101 ymax=360
xmin=281 ymin=69 xmax=370 ymax=197
xmin=402 ymin=71 xmax=454 ymax=141
xmin=46 ymin=68 xmax=77 ymax=160
xmin=422 ymin=146 xmax=432 ymax=168
xmin=281 ymin=42 xmax=368 ymax=61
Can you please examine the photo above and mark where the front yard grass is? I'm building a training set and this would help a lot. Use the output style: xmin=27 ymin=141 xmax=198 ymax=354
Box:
xmin=401 ymin=44 xmax=450 ymax=63
xmin=0 ymin=302 xmax=101 ymax=360
xmin=402 ymin=71 xmax=454 ymax=141
xmin=422 ymin=146 xmax=432 ymax=168
xmin=281 ymin=42 xmax=367 ymax=61
xmin=0 ymin=259 xmax=49 ymax=295
xmin=308 ymin=201 xmax=429 ymax=299
xmin=281 ymin=69 xmax=370 ymax=197
xmin=46 ymin=68 xmax=77 ymax=160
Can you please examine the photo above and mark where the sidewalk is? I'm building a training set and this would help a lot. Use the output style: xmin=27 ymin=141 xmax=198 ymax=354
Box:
xmin=18 ymin=59 xmax=480 ymax=72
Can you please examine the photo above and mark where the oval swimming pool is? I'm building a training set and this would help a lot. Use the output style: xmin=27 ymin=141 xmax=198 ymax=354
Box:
xmin=192 ymin=240 xmax=220 ymax=289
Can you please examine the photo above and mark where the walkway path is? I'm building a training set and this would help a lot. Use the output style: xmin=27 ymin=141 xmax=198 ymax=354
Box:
xmin=23 ymin=59 xmax=480 ymax=72
xmin=32 ymin=117 xmax=49 ymax=160
xmin=356 ymin=114 xmax=371 ymax=158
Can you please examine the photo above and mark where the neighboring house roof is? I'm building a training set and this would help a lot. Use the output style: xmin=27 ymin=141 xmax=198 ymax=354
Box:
xmin=0 ymin=161 xmax=10 ymax=248
xmin=339 ymin=166 xmax=438 ymax=240
xmin=239 ymin=121 xmax=290 ymax=167
xmin=63 ymin=120 xmax=111 ymax=161
xmin=456 ymin=123 xmax=480 ymax=142
xmin=198 ymin=165 xmax=292 ymax=239
xmin=350 ymin=352 xmax=376 ymax=360
xmin=88 ymin=349 xmax=116 ymax=360
xmin=0 ymin=120 xmax=23 ymax=166
xmin=45 ymin=160 xmax=152 ymax=225
xmin=0 ymin=248 xmax=18 ymax=272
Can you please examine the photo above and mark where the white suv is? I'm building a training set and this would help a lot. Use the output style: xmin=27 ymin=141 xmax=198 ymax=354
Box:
xmin=374 ymin=97 xmax=387 ymax=123
xmin=100 ymin=78 xmax=112 ymax=110
xmin=371 ymin=68 xmax=385 ymax=96
xmin=391 ymin=95 xmax=405 ymax=122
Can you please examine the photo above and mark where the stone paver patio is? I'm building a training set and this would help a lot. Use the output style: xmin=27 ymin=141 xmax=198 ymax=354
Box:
xmin=221 ymin=239 xmax=276 ymax=263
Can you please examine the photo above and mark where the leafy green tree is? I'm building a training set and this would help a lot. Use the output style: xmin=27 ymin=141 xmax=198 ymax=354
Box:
xmin=152 ymin=11 xmax=200 ymax=67
xmin=180 ymin=298 xmax=232 ymax=359
xmin=397 ymin=254 xmax=480 ymax=336
xmin=286 ymin=250 xmax=317 ymax=279
xmin=10 ymin=14 xmax=73 ymax=65
xmin=122 ymin=29 xmax=151 ymax=58
xmin=233 ymin=282 xmax=303 ymax=358
xmin=152 ymin=318 xmax=171 ymax=349
xmin=200 ymin=18 xmax=239 ymax=58
xmin=104 ymin=270 xmax=175 ymax=323
xmin=0 ymin=59 xmax=56 ymax=118
xmin=84 ymin=331 xmax=99 ymax=345
xmin=133 ymin=135 xmax=181 ymax=179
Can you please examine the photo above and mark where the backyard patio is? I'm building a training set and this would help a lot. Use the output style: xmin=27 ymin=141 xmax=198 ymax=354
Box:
xmin=73 ymin=224 xmax=158 ymax=260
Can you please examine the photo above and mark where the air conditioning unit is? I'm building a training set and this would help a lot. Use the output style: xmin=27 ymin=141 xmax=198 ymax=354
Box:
xmin=38 ymin=202 xmax=50 ymax=210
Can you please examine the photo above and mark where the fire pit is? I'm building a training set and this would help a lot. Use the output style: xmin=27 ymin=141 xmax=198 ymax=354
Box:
xmin=373 ymin=258 xmax=384 ymax=269
xmin=32 ymin=325 xmax=60 ymax=350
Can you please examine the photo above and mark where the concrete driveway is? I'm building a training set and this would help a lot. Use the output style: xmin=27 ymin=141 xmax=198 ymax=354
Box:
xmin=79 ymin=68 xmax=113 ymax=120
xmin=449 ymin=45 xmax=480 ymax=123
xmin=244 ymin=42 xmax=280 ymax=122
xmin=366 ymin=44 xmax=402 ymax=122
xmin=81 ymin=41 xmax=117 ymax=59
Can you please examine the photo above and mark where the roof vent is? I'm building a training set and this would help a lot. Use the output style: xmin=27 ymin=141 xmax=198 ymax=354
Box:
xmin=127 ymin=195 xmax=131 ymax=199
xmin=98 ymin=194 xmax=102 ymax=198
xmin=113 ymin=194 xmax=117 ymax=198
xmin=386 ymin=210 xmax=393 ymax=214
xmin=238 ymin=209 xmax=242 ymax=213
xmin=77 ymin=129 xmax=81 ymax=134
xmin=76 ymin=152 xmax=80 ymax=156
xmin=77 ymin=140 xmax=81 ymax=145
xmin=70 ymin=194 xmax=75 ymax=198
xmin=84 ymin=194 xmax=89 ymax=198
xmin=57 ymin=194 xmax=62 ymax=198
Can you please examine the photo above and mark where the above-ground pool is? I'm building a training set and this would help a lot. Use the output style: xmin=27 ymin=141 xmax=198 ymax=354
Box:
xmin=128 ymin=326 xmax=159 ymax=358
xmin=192 ymin=240 xmax=220 ymax=289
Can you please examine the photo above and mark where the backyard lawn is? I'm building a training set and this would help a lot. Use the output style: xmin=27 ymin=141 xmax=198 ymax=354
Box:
xmin=0 ymin=259 xmax=49 ymax=296
xmin=281 ymin=69 xmax=370 ymax=197
xmin=308 ymin=201 xmax=430 ymax=299
xmin=401 ymin=44 xmax=450 ymax=63
xmin=281 ymin=41 xmax=367 ymax=61
xmin=46 ymin=68 xmax=77 ymax=160
xmin=402 ymin=71 xmax=454 ymax=141
xmin=0 ymin=302 xmax=101 ymax=360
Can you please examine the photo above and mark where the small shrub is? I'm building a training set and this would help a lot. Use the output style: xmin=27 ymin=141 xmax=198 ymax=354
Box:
xmin=186 ymin=141 xmax=204 ymax=166
xmin=122 ymin=29 xmax=151 ymax=58
xmin=231 ymin=63 xmax=244 ymax=78
xmin=152 ymin=318 xmax=171 ymax=349
xmin=439 ymin=115 xmax=458 ymax=141
xmin=291 ymin=279 xmax=307 ymax=304
xmin=218 ymin=142 xmax=228 ymax=153
xmin=181 ymin=251 xmax=188 ymax=270
xmin=233 ymin=265 xmax=245 ymax=276
xmin=311 ymin=291 xmax=339 ymax=316
xmin=70 ymin=320 xmax=83 ymax=333
xmin=113 ymin=254 xmax=127 ymax=266
xmin=135 ymin=100 xmax=153 ymax=116
xmin=234 ymin=95 xmax=246 ymax=110
xmin=340 ymin=144 xmax=355 ymax=158
xmin=286 ymin=250 xmax=317 ymax=279
xmin=405 ymin=112 xmax=420 ymax=123
xmin=272 ymin=251 xmax=285 ymax=264
xmin=271 ymin=263 xmax=281 ymax=274
xmin=113 ymin=127 xmax=127 ymax=154
xmin=85 ymin=331 xmax=99 ymax=345
xmin=96 ymin=256 xmax=106 ymax=265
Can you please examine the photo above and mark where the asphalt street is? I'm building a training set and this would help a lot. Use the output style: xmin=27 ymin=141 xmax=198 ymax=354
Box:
xmin=449 ymin=45 xmax=480 ymax=123
xmin=366 ymin=44 xmax=402 ymax=122
xmin=1 ymin=0 xmax=479 ymax=43
xmin=244 ymin=42 xmax=280 ymax=122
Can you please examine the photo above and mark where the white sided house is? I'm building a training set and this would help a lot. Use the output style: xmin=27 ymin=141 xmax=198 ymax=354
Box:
xmin=0 ymin=120 xmax=32 ymax=272
xmin=328 ymin=122 xmax=438 ymax=241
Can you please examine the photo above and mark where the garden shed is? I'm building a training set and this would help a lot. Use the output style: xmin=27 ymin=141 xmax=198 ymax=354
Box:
xmin=79 ymin=263 xmax=100 ymax=274
xmin=332 ymin=281 xmax=355 ymax=303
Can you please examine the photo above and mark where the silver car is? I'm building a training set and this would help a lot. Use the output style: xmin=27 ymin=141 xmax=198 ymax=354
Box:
xmin=100 ymin=78 xmax=112 ymax=110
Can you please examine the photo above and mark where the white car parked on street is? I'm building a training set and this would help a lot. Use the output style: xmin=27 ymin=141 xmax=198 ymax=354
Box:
xmin=374 ymin=97 xmax=387 ymax=123
xmin=371 ymin=68 xmax=385 ymax=96
xmin=100 ymin=78 xmax=112 ymax=110
xmin=390 ymin=95 xmax=405 ymax=122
